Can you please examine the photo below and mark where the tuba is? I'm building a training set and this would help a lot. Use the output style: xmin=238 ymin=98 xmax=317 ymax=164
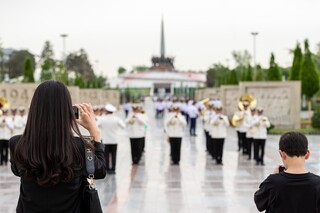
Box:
xmin=199 ymin=98 xmax=210 ymax=115
xmin=231 ymin=94 xmax=256 ymax=127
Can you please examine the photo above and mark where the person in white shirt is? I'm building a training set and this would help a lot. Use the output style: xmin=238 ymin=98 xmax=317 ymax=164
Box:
xmin=99 ymin=104 xmax=125 ymax=174
xmin=188 ymin=101 xmax=199 ymax=136
xmin=126 ymin=105 xmax=148 ymax=165
xmin=123 ymin=101 xmax=131 ymax=118
xmin=203 ymin=103 xmax=214 ymax=155
xmin=165 ymin=105 xmax=187 ymax=165
xmin=155 ymin=99 xmax=165 ymax=119
xmin=210 ymin=104 xmax=230 ymax=165
xmin=0 ymin=109 xmax=14 ymax=165
xmin=138 ymin=106 xmax=148 ymax=153
xmin=245 ymin=107 xmax=257 ymax=160
xmin=237 ymin=101 xmax=251 ymax=154
xmin=14 ymin=107 xmax=28 ymax=135
xmin=252 ymin=107 xmax=271 ymax=166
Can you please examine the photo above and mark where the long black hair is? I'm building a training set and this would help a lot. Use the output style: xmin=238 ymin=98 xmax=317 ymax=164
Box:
xmin=13 ymin=80 xmax=86 ymax=187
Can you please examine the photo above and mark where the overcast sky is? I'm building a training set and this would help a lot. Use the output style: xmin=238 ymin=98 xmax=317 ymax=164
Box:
xmin=0 ymin=0 xmax=319 ymax=78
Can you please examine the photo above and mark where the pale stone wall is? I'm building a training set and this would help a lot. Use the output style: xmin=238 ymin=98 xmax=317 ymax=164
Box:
xmin=195 ymin=81 xmax=301 ymax=128
xmin=0 ymin=83 xmax=119 ymax=109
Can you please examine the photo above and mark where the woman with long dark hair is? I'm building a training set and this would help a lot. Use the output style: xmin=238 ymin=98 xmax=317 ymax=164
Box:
xmin=9 ymin=80 xmax=106 ymax=212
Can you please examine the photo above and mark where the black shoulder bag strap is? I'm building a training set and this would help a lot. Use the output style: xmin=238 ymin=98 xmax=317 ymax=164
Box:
xmin=83 ymin=141 xmax=103 ymax=213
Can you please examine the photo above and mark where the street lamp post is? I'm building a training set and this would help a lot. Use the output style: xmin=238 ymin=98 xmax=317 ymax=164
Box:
xmin=60 ymin=34 xmax=68 ymax=61
xmin=251 ymin=32 xmax=258 ymax=78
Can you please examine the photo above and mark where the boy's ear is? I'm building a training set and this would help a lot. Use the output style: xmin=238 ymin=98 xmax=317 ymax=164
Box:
xmin=305 ymin=150 xmax=310 ymax=160
xmin=279 ymin=150 xmax=286 ymax=160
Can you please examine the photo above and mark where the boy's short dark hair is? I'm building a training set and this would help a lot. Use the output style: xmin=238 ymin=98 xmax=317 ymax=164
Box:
xmin=279 ymin=131 xmax=308 ymax=157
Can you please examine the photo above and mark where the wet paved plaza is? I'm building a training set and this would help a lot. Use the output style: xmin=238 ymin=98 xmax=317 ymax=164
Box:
xmin=1 ymin=102 xmax=320 ymax=213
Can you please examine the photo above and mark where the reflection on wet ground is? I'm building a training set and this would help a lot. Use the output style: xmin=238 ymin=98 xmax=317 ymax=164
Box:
xmin=1 ymin=103 xmax=320 ymax=213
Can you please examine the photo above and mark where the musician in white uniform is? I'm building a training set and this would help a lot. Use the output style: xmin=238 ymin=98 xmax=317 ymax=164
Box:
xmin=237 ymin=101 xmax=251 ymax=154
xmin=126 ymin=105 xmax=148 ymax=165
xmin=99 ymin=104 xmax=125 ymax=174
xmin=165 ymin=105 xmax=187 ymax=165
xmin=210 ymin=104 xmax=230 ymax=165
xmin=14 ymin=107 xmax=28 ymax=135
xmin=252 ymin=107 xmax=270 ymax=165
xmin=0 ymin=109 xmax=13 ymax=165
xmin=245 ymin=106 xmax=256 ymax=160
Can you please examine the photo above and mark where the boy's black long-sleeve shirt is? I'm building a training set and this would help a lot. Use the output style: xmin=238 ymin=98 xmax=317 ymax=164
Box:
xmin=254 ymin=172 xmax=320 ymax=213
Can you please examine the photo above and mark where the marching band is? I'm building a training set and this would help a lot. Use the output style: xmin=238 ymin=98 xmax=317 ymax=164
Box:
xmin=0 ymin=94 xmax=271 ymax=170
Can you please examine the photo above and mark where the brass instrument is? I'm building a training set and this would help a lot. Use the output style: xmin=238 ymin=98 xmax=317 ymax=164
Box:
xmin=238 ymin=93 xmax=256 ymax=110
xmin=169 ymin=114 xmax=178 ymax=125
xmin=199 ymin=98 xmax=211 ymax=116
xmin=0 ymin=96 xmax=9 ymax=117
xmin=231 ymin=94 xmax=257 ymax=127
xmin=128 ymin=115 xmax=137 ymax=125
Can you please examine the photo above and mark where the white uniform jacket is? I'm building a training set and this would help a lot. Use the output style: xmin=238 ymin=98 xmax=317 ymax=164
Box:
xmin=209 ymin=113 xmax=230 ymax=139
xmin=125 ymin=113 xmax=148 ymax=138
xmin=165 ymin=113 xmax=187 ymax=138
xmin=237 ymin=110 xmax=251 ymax=133
xmin=245 ymin=114 xmax=257 ymax=138
xmin=0 ymin=116 xmax=14 ymax=139
xmin=99 ymin=114 xmax=125 ymax=144
xmin=14 ymin=115 xmax=28 ymax=135
xmin=252 ymin=115 xmax=270 ymax=139
xmin=203 ymin=110 xmax=215 ymax=132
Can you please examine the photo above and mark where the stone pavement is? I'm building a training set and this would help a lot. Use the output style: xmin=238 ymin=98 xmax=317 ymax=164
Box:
xmin=1 ymin=102 xmax=320 ymax=213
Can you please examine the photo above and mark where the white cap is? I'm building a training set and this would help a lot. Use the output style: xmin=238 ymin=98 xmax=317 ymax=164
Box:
xmin=105 ymin=104 xmax=116 ymax=112
xmin=215 ymin=102 xmax=223 ymax=109
xmin=257 ymin=107 xmax=264 ymax=112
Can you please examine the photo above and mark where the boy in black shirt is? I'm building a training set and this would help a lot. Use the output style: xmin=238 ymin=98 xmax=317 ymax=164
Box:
xmin=254 ymin=131 xmax=320 ymax=213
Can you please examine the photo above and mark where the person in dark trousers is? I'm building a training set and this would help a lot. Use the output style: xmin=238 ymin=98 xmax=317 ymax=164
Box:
xmin=125 ymin=105 xmax=148 ymax=165
xmin=165 ymin=105 xmax=187 ymax=165
xmin=254 ymin=131 xmax=320 ymax=213
xmin=188 ymin=101 xmax=199 ymax=136
xmin=209 ymin=104 xmax=229 ymax=165
xmin=0 ymin=109 xmax=13 ymax=166
xmin=9 ymin=80 xmax=106 ymax=213
xmin=252 ymin=107 xmax=270 ymax=165
xmin=99 ymin=104 xmax=125 ymax=174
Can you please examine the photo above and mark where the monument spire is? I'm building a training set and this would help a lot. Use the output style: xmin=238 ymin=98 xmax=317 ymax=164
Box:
xmin=160 ymin=16 xmax=165 ymax=58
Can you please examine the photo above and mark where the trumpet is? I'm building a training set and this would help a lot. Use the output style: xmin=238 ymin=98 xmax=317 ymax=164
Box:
xmin=128 ymin=115 xmax=136 ymax=125
xmin=169 ymin=115 xmax=178 ymax=125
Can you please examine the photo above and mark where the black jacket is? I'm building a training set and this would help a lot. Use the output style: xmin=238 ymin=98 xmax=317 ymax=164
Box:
xmin=9 ymin=135 xmax=106 ymax=213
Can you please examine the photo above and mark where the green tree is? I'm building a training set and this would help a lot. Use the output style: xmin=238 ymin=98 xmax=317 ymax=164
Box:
xmin=206 ymin=63 xmax=230 ymax=87
xmin=74 ymin=73 xmax=85 ymax=88
xmin=228 ymin=69 xmax=239 ymax=85
xmin=66 ymin=49 xmax=95 ymax=81
xmin=240 ymin=69 xmax=246 ymax=81
xmin=289 ymin=43 xmax=302 ymax=80
xmin=22 ymin=56 xmax=35 ymax=82
xmin=40 ymin=41 xmax=54 ymax=61
xmin=118 ymin=67 xmax=126 ymax=75
xmin=255 ymin=65 xmax=264 ymax=81
xmin=40 ymin=59 xmax=54 ymax=81
xmin=5 ymin=50 xmax=35 ymax=79
xmin=267 ymin=53 xmax=281 ymax=81
xmin=40 ymin=41 xmax=56 ymax=81
xmin=133 ymin=65 xmax=149 ymax=72
xmin=300 ymin=39 xmax=319 ymax=101
xmin=246 ymin=65 xmax=253 ymax=81
xmin=55 ymin=61 xmax=69 ymax=85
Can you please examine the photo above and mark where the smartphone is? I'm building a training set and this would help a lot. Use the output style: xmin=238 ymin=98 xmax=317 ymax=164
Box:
xmin=278 ymin=165 xmax=286 ymax=172
xmin=72 ymin=106 xmax=80 ymax=119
